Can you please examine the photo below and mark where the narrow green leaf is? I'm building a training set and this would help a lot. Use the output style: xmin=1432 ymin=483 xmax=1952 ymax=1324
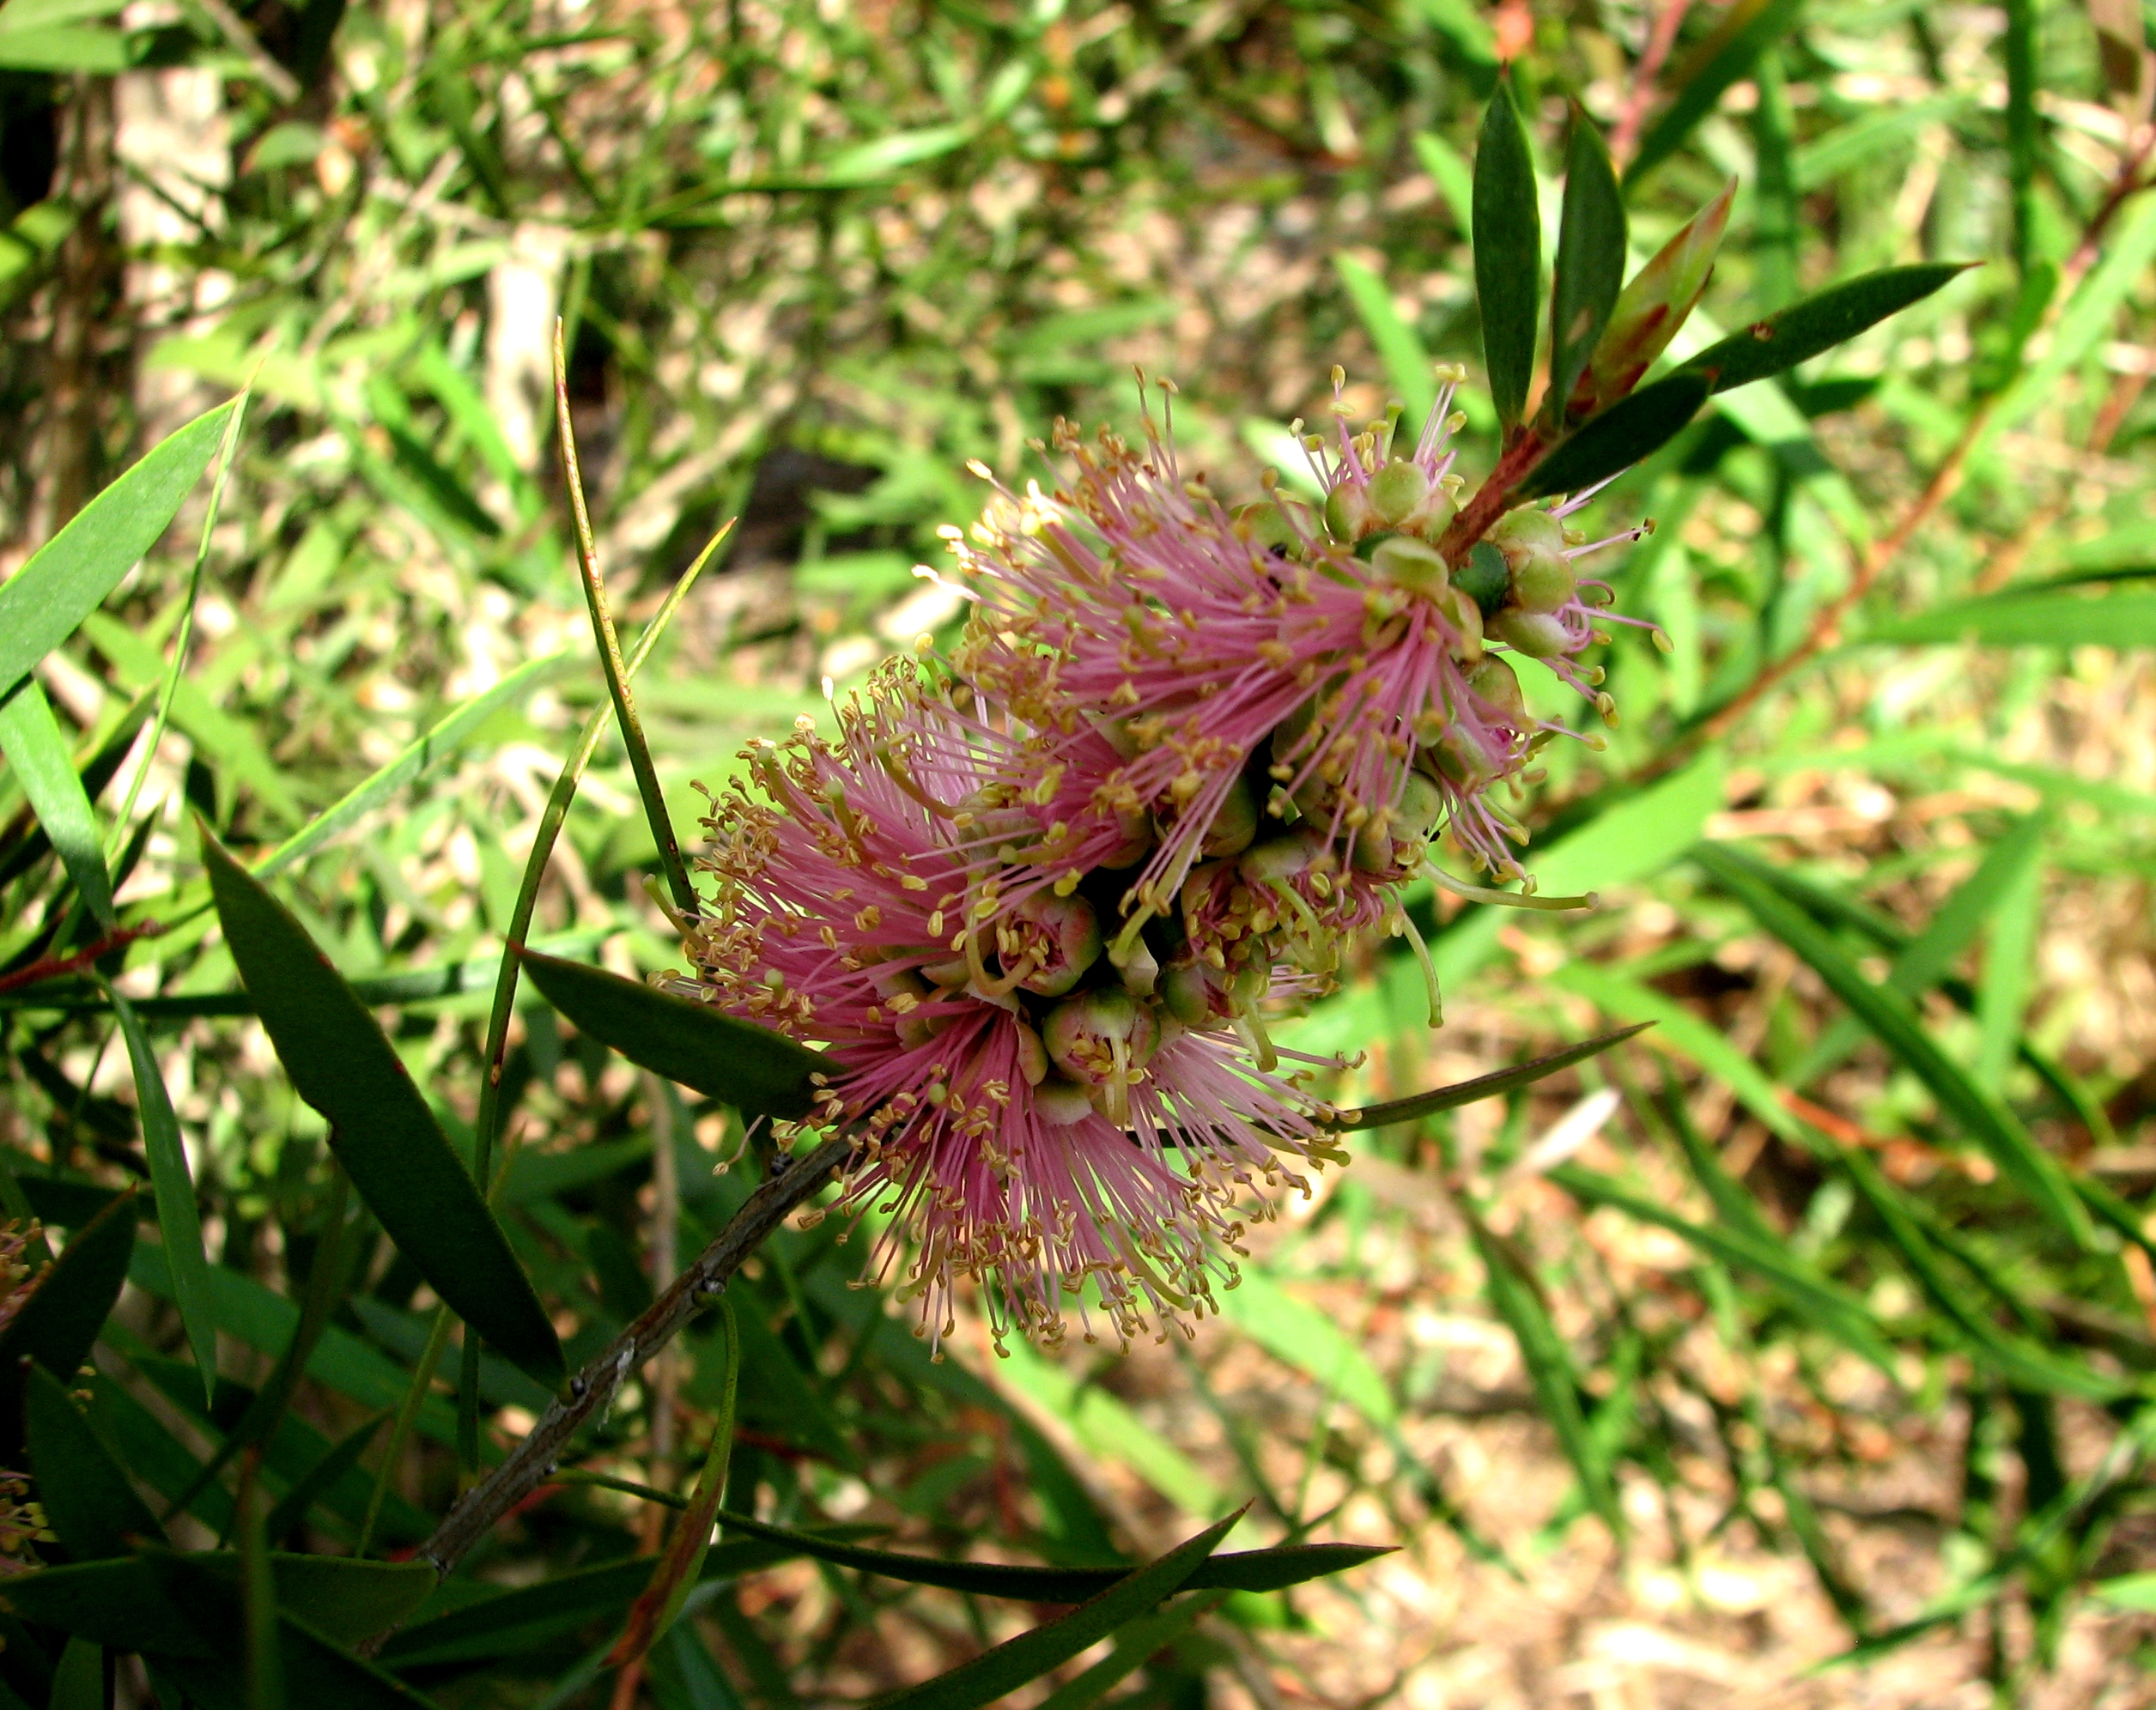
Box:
xmin=26 ymin=1363 xmax=163 ymax=1559
xmin=1548 ymin=1164 xmax=1898 ymax=1374
xmin=1472 ymin=79 xmax=1539 ymax=430
xmin=1681 ymin=264 xmax=1970 ymax=395
xmin=1466 ymin=1210 xmax=1623 ymax=1535
xmin=1333 ymin=254 xmax=1436 ymax=432
xmin=0 ymin=1186 xmax=136 ymax=1456
xmin=374 ymin=1538 xmax=811 ymax=1671
xmin=263 ymin=1413 xmax=385 ymax=1545
xmin=872 ymin=1510 xmax=1243 ymax=1710
xmin=519 ymin=950 xmax=823 ymax=1121
xmin=1518 ymin=370 xmax=1711 ymax=498
xmin=1792 ymin=813 xmax=2050 ymax=1089
xmin=1033 ymin=1592 xmax=1228 ymax=1710
xmin=252 ymin=651 xmax=573 ymax=881
xmin=0 ymin=1557 xmax=211 ymax=1657
xmin=201 ymin=828 xmax=563 ymax=1386
xmin=701 ymin=1506 xmax=1388 ymax=1603
xmin=1625 ymin=0 xmax=1805 ymax=185
xmin=1976 ymin=832 xmax=2044 ymax=1094
xmin=552 ymin=325 xmax=695 ymax=918
xmin=107 ymin=983 xmax=217 ymax=1402
xmin=1325 ymin=1023 xmax=1650 ymax=1131
xmin=1865 ymin=590 xmax=2156 ymax=650
xmin=1546 ymin=108 xmax=1625 ymax=426
xmin=0 ymin=681 xmax=114 ymax=929
xmin=1696 ymin=846 xmax=2093 ymax=1246
xmin=1835 ymin=1148 xmax=2123 ymax=1400
xmin=0 ymin=398 xmax=235 ymax=701
xmin=2002 ymin=0 xmax=2039 ymax=273
xmin=47 ymin=1640 xmax=102 ymax=1710
xmin=265 ymin=1556 xmax=438 ymax=1648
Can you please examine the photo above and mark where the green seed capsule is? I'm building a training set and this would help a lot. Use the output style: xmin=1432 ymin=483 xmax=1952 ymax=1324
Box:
xmin=1367 ymin=458 xmax=1430 ymax=527
xmin=1509 ymin=548 xmax=1576 ymax=613
xmin=1231 ymin=500 xmax=1298 ymax=553
xmin=1323 ymin=482 xmax=1373 ymax=543
xmin=1465 ymin=656 xmax=1527 ymax=721
xmin=1487 ymin=506 xmax=1566 ymax=566
xmin=1490 ymin=609 xmax=1572 ymax=658
xmin=1369 ymin=535 xmax=1450 ymax=596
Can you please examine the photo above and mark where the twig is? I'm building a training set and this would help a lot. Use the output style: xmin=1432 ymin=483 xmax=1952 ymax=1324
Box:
xmin=1610 ymin=0 xmax=1696 ymax=168
xmin=417 ymin=1132 xmax=853 ymax=1580
xmin=0 ymin=920 xmax=163 ymax=995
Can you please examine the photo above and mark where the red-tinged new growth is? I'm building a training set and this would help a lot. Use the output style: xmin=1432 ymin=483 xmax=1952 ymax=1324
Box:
xmin=681 ymin=666 xmax=1342 ymax=1350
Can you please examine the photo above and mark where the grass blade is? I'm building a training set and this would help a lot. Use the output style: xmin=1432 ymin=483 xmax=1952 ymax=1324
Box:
xmin=1549 ymin=1163 xmax=1898 ymax=1374
xmin=0 ymin=398 xmax=236 ymax=701
xmin=0 ymin=679 xmax=116 ymax=930
xmin=1465 ymin=1206 xmax=1623 ymax=1535
xmin=1696 ymin=845 xmax=2092 ymax=1246
xmin=1333 ymin=253 xmax=1436 ymax=431
xmin=106 ymin=982 xmax=217 ymax=1403
xmin=252 ymin=651 xmax=574 ymax=882
xmin=551 ymin=320 xmax=695 ymax=918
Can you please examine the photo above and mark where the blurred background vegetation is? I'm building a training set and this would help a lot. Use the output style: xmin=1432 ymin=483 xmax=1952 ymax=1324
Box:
xmin=5 ymin=0 xmax=2156 ymax=1702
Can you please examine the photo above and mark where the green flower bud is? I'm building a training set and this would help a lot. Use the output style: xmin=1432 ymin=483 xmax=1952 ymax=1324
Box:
xmin=1236 ymin=826 xmax=1326 ymax=883
xmin=1428 ymin=725 xmax=1501 ymax=788
xmin=1490 ymin=609 xmax=1572 ymax=658
xmin=1231 ymin=500 xmax=1299 ymax=554
xmin=1323 ymin=480 xmax=1373 ymax=543
xmin=1465 ymin=656 xmax=1527 ymax=721
xmin=1367 ymin=459 xmax=1430 ymax=528
xmin=1394 ymin=769 xmax=1447 ymax=844
xmin=1436 ymin=585 xmax=1485 ymax=664
xmin=1369 ymin=535 xmax=1450 ymax=597
xmin=1510 ymin=550 xmax=1576 ymax=614
xmin=1487 ymin=507 xmax=1566 ymax=566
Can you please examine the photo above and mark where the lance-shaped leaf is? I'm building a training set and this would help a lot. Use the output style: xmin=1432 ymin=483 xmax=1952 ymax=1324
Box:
xmin=873 ymin=1510 xmax=1244 ymax=1710
xmin=0 ymin=1557 xmax=213 ymax=1658
xmin=1473 ymin=79 xmax=1540 ymax=430
xmin=712 ymin=1508 xmax=1389 ymax=1603
xmin=0 ymin=398 xmax=236 ymax=702
xmin=1546 ymin=108 xmax=1625 ymax=429
xmin=1323 ymin=1024 xmax=1650 ymax=1131
xmin=1583 ymin=179 xmax=1734 ymax=413
xmin=0 ymin=1187 xmax=136 ymax=1458
xmin=1519 ymin=369 xmax=1711 ymax=499
xmin=519 ymin=949 xmax=824 ymax=1120
xmin=202 ymin=828 xmax=564 ymax=1386
xmin=1681 ymin=264 xmax=1971 ymax=395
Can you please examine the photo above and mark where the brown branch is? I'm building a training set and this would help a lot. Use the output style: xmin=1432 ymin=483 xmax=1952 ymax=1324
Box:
xmin=416 ymin=1132 xmax=853 ymax=1581
xmin=0 ymin=921 xmax=163 ymax=996
xmin=1435 ymin=429 xmax=1546 ymax=567
xmin=1610 ymin=0 xmax=1696 ymax=168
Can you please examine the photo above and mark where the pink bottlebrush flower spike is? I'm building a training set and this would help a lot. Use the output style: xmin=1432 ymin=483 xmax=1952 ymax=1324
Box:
xmin=683 ymin=664 xmax=1342 ymax=1350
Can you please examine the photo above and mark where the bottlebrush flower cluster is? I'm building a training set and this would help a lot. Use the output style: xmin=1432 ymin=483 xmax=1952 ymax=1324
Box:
xmin=683 ymin=376 xmax=1650 ymax=1351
